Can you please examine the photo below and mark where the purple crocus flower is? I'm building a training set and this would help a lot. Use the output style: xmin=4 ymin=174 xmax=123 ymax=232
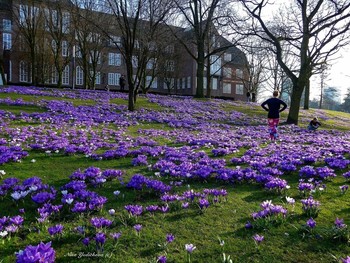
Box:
xmin=94 ymin=232 xmax=106 ymax=246
xmin=82 ymin=237 xmax=90 ymax=246
xmin=306 ymin=218 xmax=316 ymax=229
xmin=245 ymin=221 xmax=253 ymax=229
xmin=157 ymin=255 xmax=167 ymax=263
xmin=185 ymin=243 xmax=196 ymax=253
xmin=48 ymin=224 xmax=64 ymax=236
xmin=16 ymin=241 xmax=55 ymax=263
xmin=110 ymin=232 xmax=122 ymax=240
xmin=334 ymin=218 xmax=347 ymax=229
xmin=253 ymin=234 xmax=264 ymax=243
xmin=134 ymin=224 xmax=143 ymax=233
xmin=166 ymin=233 xmax=175 ymax=243
xmin=341 ymin=256 xmax=350 ymax=263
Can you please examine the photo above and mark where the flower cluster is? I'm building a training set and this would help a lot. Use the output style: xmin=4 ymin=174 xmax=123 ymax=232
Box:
xmin=126 ymin=174 xmax=171 ymax=194
xmin=301 ymin=196 xmax=320 ymax=217
xmin=16 ymin=242 xmax=55 ymax=263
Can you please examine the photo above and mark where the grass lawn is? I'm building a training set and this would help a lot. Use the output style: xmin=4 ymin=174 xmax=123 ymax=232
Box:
xmin=0 ymin=86 xmax=349 ymax=263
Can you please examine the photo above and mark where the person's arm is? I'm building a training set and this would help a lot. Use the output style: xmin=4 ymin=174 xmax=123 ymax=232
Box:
xmin=261 ymin=100 xmax=269 ymax=111
xmin=279 ymin=100 xmax=287 ymax=112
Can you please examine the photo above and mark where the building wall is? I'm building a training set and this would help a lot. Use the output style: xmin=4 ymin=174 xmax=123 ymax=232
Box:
xmin=2 ymin=0 xmax=248 ymax=100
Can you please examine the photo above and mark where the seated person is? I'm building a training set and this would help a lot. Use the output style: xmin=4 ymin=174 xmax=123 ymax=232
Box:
xmin=308 ymin=117 xmax=321 ymax=130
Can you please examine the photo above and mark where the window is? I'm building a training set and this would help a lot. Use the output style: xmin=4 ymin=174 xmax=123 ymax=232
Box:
xmin=109 ymin=35 xmax=121 ymax=47
xmin=210 ymin=55 xmax=221 ymax=75
xmin=166 ymin=60 xmax=174 ymax=71
xmin=95 ymin=72 xmax=101 ymax=85
xmin=19 ymin=61 xmax=29 ymax=82
xmin=236 ymin=84 xmax=244 ymax=95
xmin=19 ymin=5 xmax=28 ymax=25
xmin=108 ymin=73 xmax=120 ymax=86
xmin=62 ymin=41 xmax=68 ymax=57
xmin=76 ymin=66 xmax=83 ymax=85
xmin=146 ymin=58 xmax=156 ymax=69
xmin=148 ymin=41 xmax=157 ymax=51
xmin=224 ymin=53 xmax=231 ymax=62
xmin=3 ymin=19 xmax=11 ymax=31
xmin=223 ymin=67 xmax=232 ymax=78
xmin=50 ymin=66 xmax=58 ymax=84
xmin=212 ymin=78 xmax=218 ymax=90
xmin=164 ymin=78 xmax=174 ymax=89
xmin=223 ymin=83 xmax=231 ymax=94
xmin=165 ymin=45 xmax=174 ymax=53
xmin=236 ymin=69 xmax=243 ymax=79
xmin=108 ymin=53 xmax=121 ymax=66
xmin=62 ymin=65 xmax=69 ymax=85
xmin=3 ymin=33 xmax=12 ymax=50
xmin=182 ymin=77 xmax=186 ymax=89
xmin=187 ymin=77 xmax=191 ymax=89
xmin=62 ymin=12 xmax=70 ymax=33
xmin=203 ymin=77 xmax=207 ymax=90
xmin=74 ymin=45 xmax=82 ymax=58
xmin=132 ymin=56 xmax=138 ymax=68
xmin=89 ymin=52 xmax=101 ymax=64
xmin=146 ymin=76 xmax=157 ymax=89
xmin=51 ymin=40 xmax=57 ymax=53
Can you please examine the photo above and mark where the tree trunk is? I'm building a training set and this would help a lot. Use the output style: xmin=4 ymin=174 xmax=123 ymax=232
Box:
xmin=205 ymin=56 xmax=211 ymax=98
xmin=196 ymin=62 xmax=204 ymax=97
xmin=303 ymin=79 xmax=310 ymax=109
xmin=128 ymin=84 xmax=135 ymax=111
xmin=287 ymin=85 xmax=304 ymax=125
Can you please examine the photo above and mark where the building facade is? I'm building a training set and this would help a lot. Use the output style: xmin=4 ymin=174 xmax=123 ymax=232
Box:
xmin=1 ymin=0 xmax=249 ymax=100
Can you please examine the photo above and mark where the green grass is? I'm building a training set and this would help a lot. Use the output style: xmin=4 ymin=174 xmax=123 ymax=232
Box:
xmin=0 ymin=90 xmax=350 ymax=263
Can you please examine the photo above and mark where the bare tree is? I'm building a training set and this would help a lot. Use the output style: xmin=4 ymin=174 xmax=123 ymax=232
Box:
xmin=232 ymin=0 xmax=350 ymax=124
xmin=12 ymin=1 xmax=46 ymax=85
xmin=97 ymin=0 xmax=174 ymax=110
xmin=43 ymin=0 xmax=74 ymax=88
xmin=170 ymin=0 xmax=234 ymax=98
xmin=71 ymin=1 xmax=106 ymax=89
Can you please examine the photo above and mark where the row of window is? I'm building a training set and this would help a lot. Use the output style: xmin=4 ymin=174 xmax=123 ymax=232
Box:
xmin=16 ymin=61 xmax=243 ymax=94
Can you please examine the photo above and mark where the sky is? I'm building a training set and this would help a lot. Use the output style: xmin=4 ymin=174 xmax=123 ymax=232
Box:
xmin=326 ymin=48 xmax=350 ymax=101
xmin=309 ymin=47 xmax=350 ymax=102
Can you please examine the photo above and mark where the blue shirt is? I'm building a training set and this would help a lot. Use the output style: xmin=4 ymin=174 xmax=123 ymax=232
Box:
xmin=261 ymin=98 xmax=287 ymax=119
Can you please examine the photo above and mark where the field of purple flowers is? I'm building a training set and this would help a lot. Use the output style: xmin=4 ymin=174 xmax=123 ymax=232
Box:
xmin=0 ymin=86 xmax=350 ymax=263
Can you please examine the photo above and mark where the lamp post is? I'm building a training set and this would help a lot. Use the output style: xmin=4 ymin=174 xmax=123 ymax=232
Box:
xmin=72 ymin=45 xmax=75 ymax=89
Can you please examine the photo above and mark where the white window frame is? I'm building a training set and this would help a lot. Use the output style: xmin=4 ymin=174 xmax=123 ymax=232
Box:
xmin=224 ymin=53 xmax=231 ymax=62
xmin=223 ymin=67 xmax=232 ymax=78
xmin=62 ymin=65 xmax=69 ymax=85
xmin=3 ymin=19 xmax=11 ymax=31
xmin=187 ymin=77 xmax=191 ymax=89
xmin=2 ymin=33 xmax=12 ymax=50
xmin=19 ymin=61 xmax=29 ymax=82
xmin=210 ymin=55 xmax=222 ymax=75
xmin=182 ymin=77 xmax=186 ymax=89
xmin=203 ymin=77 xmax=207 ymax=90
xmin=132 ymin=56 xmax=138 ymax=68
xmin=236 ymin=68 xmax=243 ymax=79
xmin=76 ymin=66 xmax=83 ymax=85
xmin=146 ymin=76 xmax=157 ymax=89
xmin=62 ymin=12 xmax=70 ymax=33
xmin=236 ymin=84 xmax=244 ymax=95
xmin=166 ymin=60 xmax=174 ymax=71
xmin=108 ymin=73 xmax=121 ymax=86
xmin=51 ymin=65 xmax=58 ymax=84
xmin=223 ymin=83 xmax=231 ymax=94
xmin=95 ymin=72 xmax=101 ymax=85
xmin=62 ymin=41 xmax=68 ymax=57
xmin=212 ymin=78 xmax=218 ymax=90
xmin=108 ymin=53 xmax=121 ymax=66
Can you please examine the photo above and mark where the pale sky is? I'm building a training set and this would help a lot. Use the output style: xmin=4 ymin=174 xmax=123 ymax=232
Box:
xmin=310 ymin=48 xmax=350 ymax=102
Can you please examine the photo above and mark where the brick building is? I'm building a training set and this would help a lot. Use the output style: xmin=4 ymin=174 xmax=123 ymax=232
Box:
xmin=1 ymin=0 xmax=249 ymax=100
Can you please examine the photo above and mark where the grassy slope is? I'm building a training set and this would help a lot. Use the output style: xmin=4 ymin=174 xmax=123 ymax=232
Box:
xmin=0 ymin=90 xmax=349 ymax=263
